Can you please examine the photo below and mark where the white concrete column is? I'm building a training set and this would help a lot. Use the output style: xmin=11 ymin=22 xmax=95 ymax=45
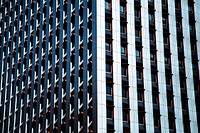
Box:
xmin=154 ymin=0 xmax=169 ymax=132
xmin=168 ymin=0 xmax=184 ymax=132
xmin=141 ymin=1 xmax=154 ymax=132
xmin=112 ymin=0 xmax=123 ymax=132
xmin=127 ymin=1 xmax=139 ymax=133
xmin=96 ymin=0 xmax=107 ymax=132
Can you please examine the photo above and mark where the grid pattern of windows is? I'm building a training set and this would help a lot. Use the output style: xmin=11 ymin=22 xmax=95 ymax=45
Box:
xmin=0 ymin=0 xmax=97 ymax=132
xmin=1 ymin=0 xmax=200 ymax=133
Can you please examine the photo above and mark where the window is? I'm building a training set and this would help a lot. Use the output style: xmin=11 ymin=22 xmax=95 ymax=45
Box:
xmin=188 ymin=5 xmax=193 ymax=13
xmin=106 ymin=63 xmax=112 ymax=73
xmin=154 ymin=116 xmax=160 ymax=127
xmin=180 ymin=80 xmax=186 ymax=90
xmin=192 ymin=63 xmax=198 ymax=72
xmin=177 ymin=40 xmax=183 ymax=48
xmin=149 ymin=31 xmax=155 ymax=42
xmin=105 ymin=1 xmax=111 ymax=10
xmin=162 ymin=0 xmax=167 ymax=6
xmin=152 ymin=93 xmax=159 ymax=104
xmin=178 ymin=58 xmax=184 ymax=68
xmin=191 ymin=43 xmax=197 ymax=51
xmin=162 ymin=16 xmax=168 ymax=25
xmin=189 ymin=23 xmax=195 ymax=32
xmin=106 ymin=84 xmax=112 ymax=95
xmin=135 ymin=8 xmax=140 ymax=18
xmin=166 ymin=76 xmax=172 ymax=86
xmin=137 ymin=70 xmax=142 ymax=79
xmin=175 ymin=0 xmax=181 ymax=9
xmin=120 ymin=5 xmax=126 ymax=14
xmin=135 ymin=29 xmax=141 ymax=38
xmin=122 ymin=87 xmax=128 ymax=98
xmin=167 ymin=96 xmax=174 ymax=108
xmin=151 ymin=73 xmax=157 ymax=82
xmin=120 ymin=25 xmax=126 ymax=34
xmin=163 ymin=35 xmax=169 ymax=45
xmin=138 ymin=113 xmax=145 ymax=124
xmin=176 ymin=21 xmax=181 ymax=29
xmin=123 ymin=110 xmax=129 ymax=121
xmin=150 ymin=52 xmax=156 ymax=62
xmin=182 ymin=99 xmax=188 ymax=110
xmin=106 ymin=42 xmax=111 ymax=51
xmin=149 ymin=12 xmax=154 ymax=22
xmin=121 ymin=45 xmax=127 ymax=55
xmin=169 ymin=120 xmax=175 ymax=130
xmin=121 ymin=66 xmax=127 ymax=76
xmin=136 ymin=49 xmax=142 ymax=59
xmin=138 ymin=91 xmax=144 ymax=101
xmin=105 ymin=21 xmax=111 ymax=30
xmin=164 ymin=55 xmax=170 ymax=65
xmin=107 ymin=107 xmax=113 ymax=119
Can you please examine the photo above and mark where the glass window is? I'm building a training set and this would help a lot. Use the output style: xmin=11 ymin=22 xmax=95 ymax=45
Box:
xmin=150 ymin=53 xmax=156 ymax=62
xmin=162 ymin=0 xmax=167 ymax=6
xmin=151 ymin=73 xmax=157 ymax=82
xmin=169 ymin=120 xmax=175 ymax=130
xmin=121 ymin=45 xmax=126 ymax=55
xmin=121 ymin=67 xmax=127 ymax=76
xmin=162 ymin=16 xmax=168 ymax=25
xmin=105 ymin=21 xmax=111 ymax=30
xmin=106 ymin=85 xmax=112 ymax=95
xmin=106 ymin=42 xmax=111 ymax=51
xmin=177 ymin=40 xmax=183 ymax=48
xmin=163 ymin=36 xmax=169 ymax=44
xmin=120 ymin=25 xmax=126 ymax=34
xmin=138 ymin=91 xmax=144 ymax=101
xmin=175 ymin=1 xmax=180 ymax=9
xmin=191 ymin=43 xmax=196 ymax=51
xmin=176 ymin=21 xmax=181 ymax=29
xmin=123 ymin=110 xmax=129 ymax=121
xmin=180 ymin=80 xmax=186 ymax=90
xmin=152 ymin=93 xmax=159 ymax=104
xmin=120 ymin=5 xmax=125 ymax=14
xmin=192 ymin=63 xmax=198 ymax=72
xmin=106 ymin=63 xmax=112 ymax=73
xmin=167 ymin=97 xmax=173 ymax=107
xmin=178 ymin=58 xmax=184 ymax=68
xmin=188 ymin=5 xmax=193 ymax=13
xmin=135 ymin=8 xmax=140 ymax=18
xmin=107 ymin=107 xmax=113 ymax=118
xmin=164 ymin=55 xmax=170 ymax=65
xmin=149 ymin=32 xmax=155 ymax=41
xmin=154 ymin=116 xmax=160 ymax=127
xmin=136 ymin=49 xmax=141 ymax=59
xmin=149 ymin=12 xmax=154 ymax=21
xmin=137 ymin=70 xmax=142 ymax=79
xmin=138 ymin=113 xmax=145 ymax=124
xmin=122 ymin=87 xmax=128 ymax=98
xmin=166 ymin=76 xmax=172 ymax=85
xmin=135 ymin=29 xmax=141 ymax=38
xmin=189 ymin=24 xmax=194 ymax=32
xmin=105 ymin=1 xmax=111 ymax=10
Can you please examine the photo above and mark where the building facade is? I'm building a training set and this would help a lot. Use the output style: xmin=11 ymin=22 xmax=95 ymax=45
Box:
xmin=0 ymin=0 xmax=200 ymax=133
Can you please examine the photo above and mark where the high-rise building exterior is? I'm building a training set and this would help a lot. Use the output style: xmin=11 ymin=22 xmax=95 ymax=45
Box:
xmin=0 ymin=0 xmax=200 ymax=133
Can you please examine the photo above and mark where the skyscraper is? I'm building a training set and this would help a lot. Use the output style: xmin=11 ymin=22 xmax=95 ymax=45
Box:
xmin=0 ymin=0 xmax=200 ymax=133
